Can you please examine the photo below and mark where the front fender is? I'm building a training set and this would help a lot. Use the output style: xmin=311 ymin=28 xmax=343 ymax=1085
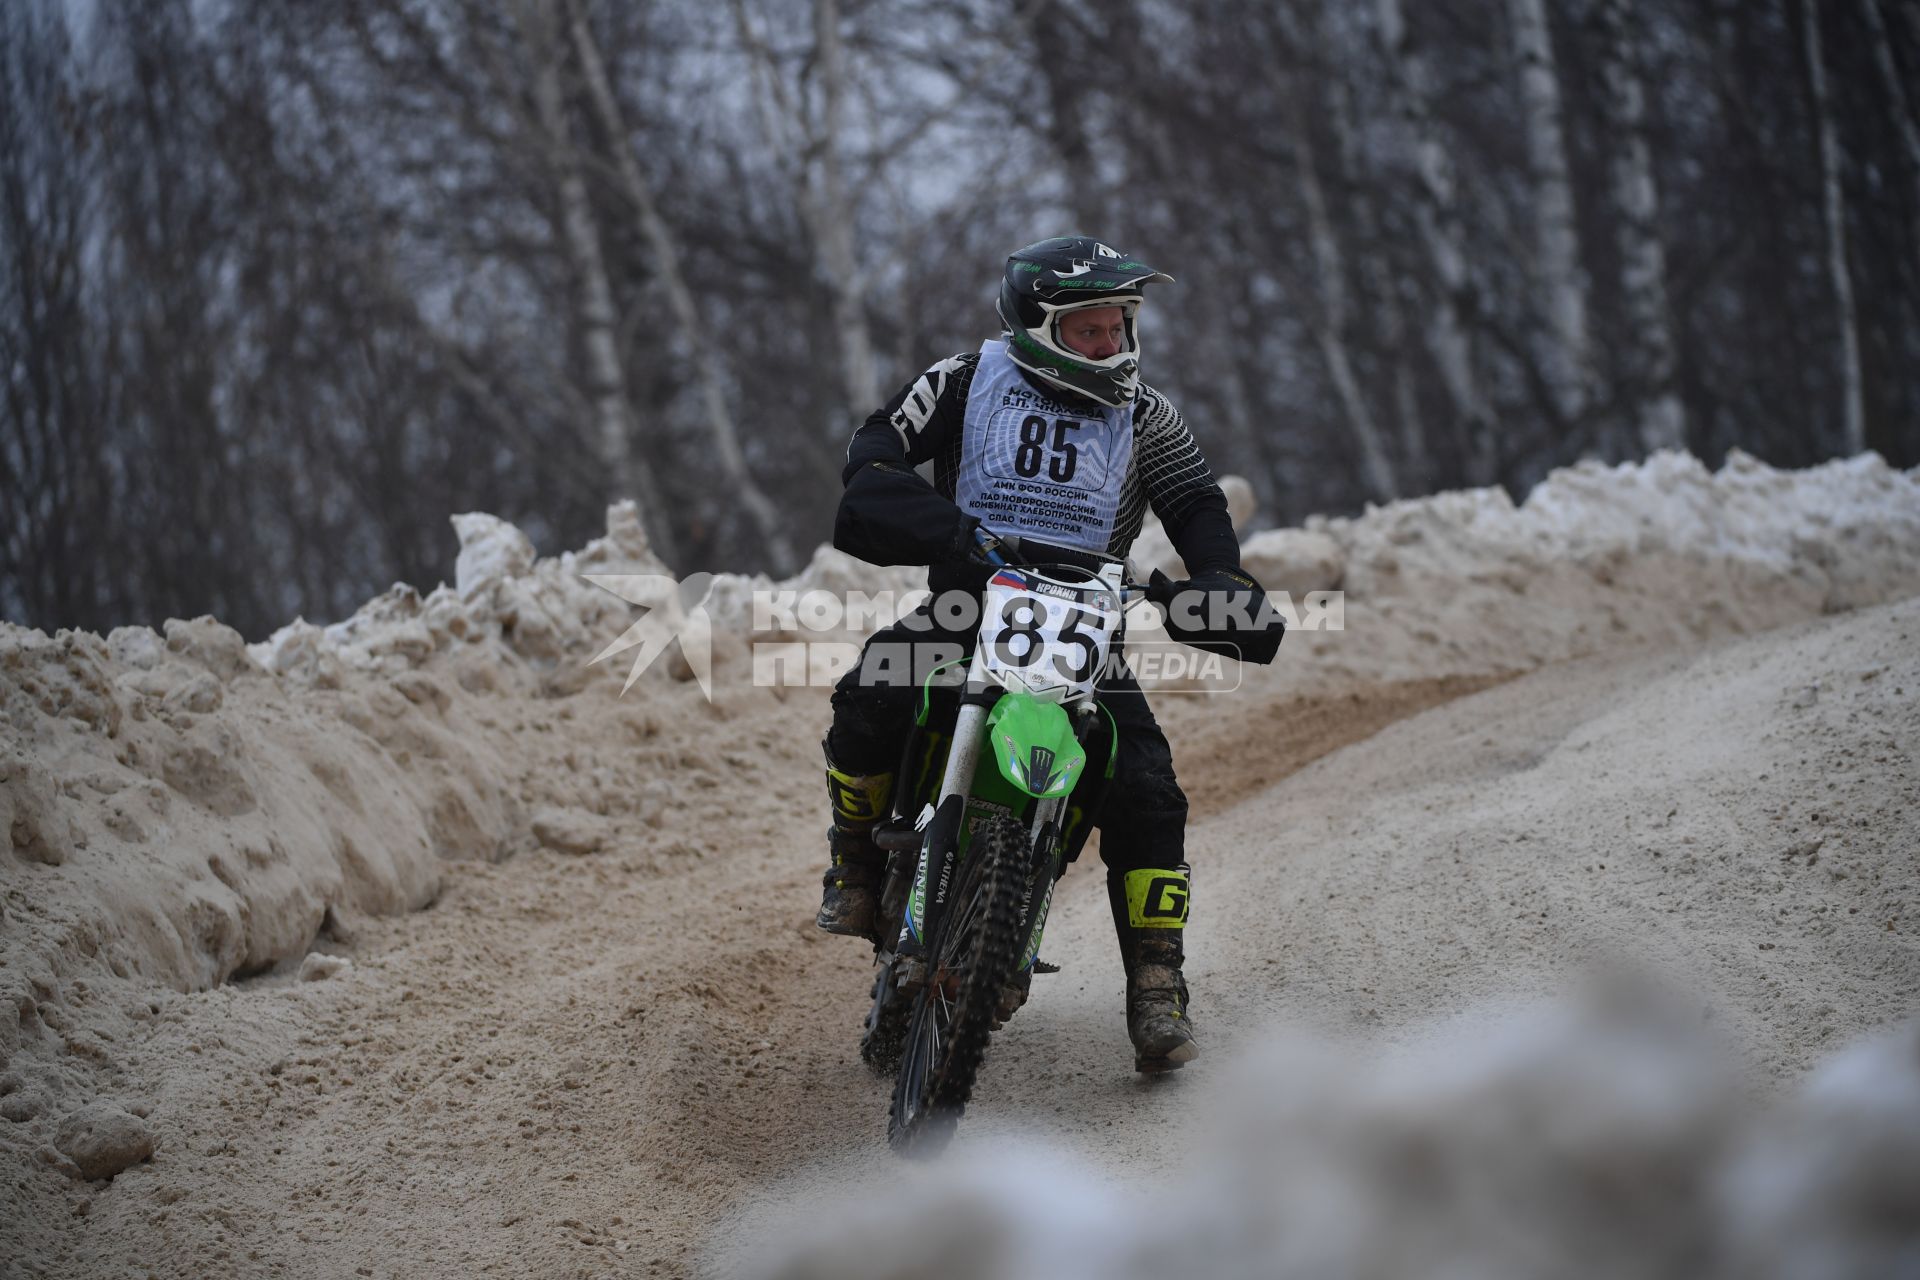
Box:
xmin=986 ymin=693 xmax=1086 ymax=799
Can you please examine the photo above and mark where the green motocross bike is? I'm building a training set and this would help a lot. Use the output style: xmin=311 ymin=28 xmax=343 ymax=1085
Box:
xmin=859 ymin=530 xmax=1157 ymax=1154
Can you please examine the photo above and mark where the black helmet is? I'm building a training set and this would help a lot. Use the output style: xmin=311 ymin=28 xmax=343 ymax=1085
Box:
xmin=996 ymin=235 xmax=1174 ymax=407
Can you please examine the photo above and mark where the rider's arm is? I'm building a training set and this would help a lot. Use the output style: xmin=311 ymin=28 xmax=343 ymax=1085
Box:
xmin=834 ymin=354 xmax=980 ymax=568
xmin=1132 ymin=386 xmax=1243 ymax=575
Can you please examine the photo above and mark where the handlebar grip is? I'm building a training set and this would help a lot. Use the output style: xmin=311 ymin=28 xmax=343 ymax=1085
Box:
xmin=971 ymin=525 xmax=1008 ymax=567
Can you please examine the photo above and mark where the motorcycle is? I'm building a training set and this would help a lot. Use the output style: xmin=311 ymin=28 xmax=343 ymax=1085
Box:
xmin=857 ymin=529 xmax=1158 ymax=1154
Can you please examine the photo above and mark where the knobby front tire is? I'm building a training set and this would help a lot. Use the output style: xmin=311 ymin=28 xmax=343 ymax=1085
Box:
xmin=886 ymin=815 xmax=1029 ymax=1156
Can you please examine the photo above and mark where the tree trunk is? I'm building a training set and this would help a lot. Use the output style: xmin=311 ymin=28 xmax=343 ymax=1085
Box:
xmin=524 ymin=4 xmax=677 ymax=566
xmin=1800 ymin=0 xmax=1866 ymax=455
xmin=1023 ymin=0 xmax=1107 ymax=231
xmin=1285 ymin=91 xmax=1400 ymax=503
xmin=808 ymin=0 xmax=881 ymax=418
xmin=567 ymin=0 xmax=796 ymax=572
xmin=1595 ymin=0 xmax=1686 ymax=454
xmin=1382 ymin=0 xmax=1497 ymax=485
xmin=1858 ymin=0 xmax=1920 ymax=275
xmin=1329 ymin=60 xmax=1428 ymax=495
xmin=1506 ymin=0 xmax=1592 ymax=425
xmin=726 ymin=0 xmax=880 ymax=429
xmin=1375 ymin=0 xmax=1496 ymax=486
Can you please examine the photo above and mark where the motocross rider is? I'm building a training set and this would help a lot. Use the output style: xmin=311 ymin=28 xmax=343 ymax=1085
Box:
xmin=819 ymin=235 xmax=1282 ymax=1073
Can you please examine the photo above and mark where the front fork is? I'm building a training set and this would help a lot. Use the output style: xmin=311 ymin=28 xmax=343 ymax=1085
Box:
xmin=896 ymin=698 xmax=992 ymax=963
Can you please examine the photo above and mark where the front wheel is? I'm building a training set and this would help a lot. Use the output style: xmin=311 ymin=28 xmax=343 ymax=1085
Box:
xmin=861 ymin=959 xmax=910 ymax=1076
xmin=887 ymin=815 xmax=1029 ymax=1155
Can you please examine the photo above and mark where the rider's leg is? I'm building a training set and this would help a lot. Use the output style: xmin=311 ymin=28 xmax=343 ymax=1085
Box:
xmin=816 ymin=607 xmax=957 ymax=938
xmin=816 ymin=736 xmax=894 ymax=937
xmin=1094 ymin=677 xmax=1199 ymax=1072
xmin=1105 ymin=860 xmax=1197 ymax=1072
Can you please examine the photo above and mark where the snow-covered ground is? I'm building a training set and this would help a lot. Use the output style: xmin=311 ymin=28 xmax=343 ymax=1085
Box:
xmin=1 ymin=449 xmax=1917 ymax=1277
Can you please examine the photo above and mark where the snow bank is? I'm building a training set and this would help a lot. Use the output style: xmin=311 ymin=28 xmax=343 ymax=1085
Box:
xmin=1238 ymin=449 xmax=1920 ymax=688
xmin=0 ymin=502 xmax=687 ymax=1073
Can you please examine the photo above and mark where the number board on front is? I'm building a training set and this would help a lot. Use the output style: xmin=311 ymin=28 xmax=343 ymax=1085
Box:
xmin=977 ymin=570 xmax=1121 ymax=699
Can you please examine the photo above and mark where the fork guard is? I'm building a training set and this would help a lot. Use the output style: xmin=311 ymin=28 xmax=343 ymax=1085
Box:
xmin=986 ymin=692 xmax=1086 ymax=799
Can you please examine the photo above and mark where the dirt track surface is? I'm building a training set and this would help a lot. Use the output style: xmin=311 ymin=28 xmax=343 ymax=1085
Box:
xmin=0 ymin=661 xmax=1482 ymax=1278
xmin=7 ymin=599 xmax=1916 ymax=1279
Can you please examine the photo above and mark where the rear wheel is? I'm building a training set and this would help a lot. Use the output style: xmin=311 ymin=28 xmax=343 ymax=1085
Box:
xmin=887 ymin=815 xmax=1029 ymax=1155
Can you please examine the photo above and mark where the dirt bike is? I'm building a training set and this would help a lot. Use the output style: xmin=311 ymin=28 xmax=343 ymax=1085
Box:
xmin=858 ymin=529 xmax=1157 ymax=1154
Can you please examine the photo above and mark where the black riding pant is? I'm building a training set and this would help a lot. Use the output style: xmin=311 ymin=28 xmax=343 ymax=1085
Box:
xmin=824 ymin=602 xmax=1188 ymax=881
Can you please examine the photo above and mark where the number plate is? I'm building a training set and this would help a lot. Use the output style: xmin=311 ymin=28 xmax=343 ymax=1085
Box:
xmin=976 ymin=569 xmax=1120 ymax=699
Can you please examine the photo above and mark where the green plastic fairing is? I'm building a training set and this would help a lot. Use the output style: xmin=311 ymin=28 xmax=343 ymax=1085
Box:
xmin=987 ymin=693 xmax=1086 ymax=798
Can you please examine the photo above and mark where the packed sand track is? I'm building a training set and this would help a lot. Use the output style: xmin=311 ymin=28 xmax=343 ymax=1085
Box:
xmin=2 ymin=451 xmax=1917 ymax=1278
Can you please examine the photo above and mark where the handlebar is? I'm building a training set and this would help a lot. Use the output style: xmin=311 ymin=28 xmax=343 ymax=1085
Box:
xmin=971 ymin=525 xmax=1011 ymax=568
xmin=972 ymin=528 xmax=1119 ymax=576
xmin=972 ymin=527 xmax=1171 ymax=610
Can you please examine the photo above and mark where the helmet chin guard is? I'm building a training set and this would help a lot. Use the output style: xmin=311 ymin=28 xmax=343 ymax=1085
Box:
xmin=997 ymin=236 xmax=1173 ymax=407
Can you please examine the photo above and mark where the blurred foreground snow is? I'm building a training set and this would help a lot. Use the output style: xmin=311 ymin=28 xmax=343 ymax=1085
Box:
xmin=738 ymin=998 xmax=1920 ymax=1280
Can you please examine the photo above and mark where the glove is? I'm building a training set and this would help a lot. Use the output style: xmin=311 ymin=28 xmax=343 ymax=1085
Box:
xmin=1147 ymin=567 xmax=1285 ymax=665
xmin=939 ymin=512 xmax=986 ymax=567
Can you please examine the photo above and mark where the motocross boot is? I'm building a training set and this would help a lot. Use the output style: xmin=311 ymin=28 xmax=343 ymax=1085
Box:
xmin=816 ymin=746 xmax=893 ymax=939
xmin=1111 ymin=865 xmax=1200 ymax=1073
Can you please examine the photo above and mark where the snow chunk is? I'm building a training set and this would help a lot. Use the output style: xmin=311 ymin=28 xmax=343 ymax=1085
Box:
xmin=162 ymin=617 xmax=259 ymax=682
xmin=453 ymin=513 xmax=536 ymax=600
xmin=107 ymin=627 xmax=164 ymax=671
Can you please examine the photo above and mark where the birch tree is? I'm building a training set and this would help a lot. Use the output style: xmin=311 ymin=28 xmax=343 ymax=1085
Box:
xmin=1798 ymin=0 xmax=1866 ymax=455
xmin=1017 ymin=0 xmax=1109 ymax=231
xmin=523 ymin=1 xmax=678 ymax=564
xmin=729 ymin=0 xmax=881 ymax=427
xmin=1506 ymin=0 xmax=1593 ymax=426
xmin=1374 ymin=0 xmax=1496 ymax=483
xmin=1282 ymin=82 xmax=1401 ymax=502
xmin=1857 ymin=0 xmax=1920 ymax=273
xmin=1594 ymin=0 xmax=1686 ymax=453
xmin=566 ymin=0 xmax=796 ymax=571
xmin=1327 ymin=49 xmax=1428 ymax=495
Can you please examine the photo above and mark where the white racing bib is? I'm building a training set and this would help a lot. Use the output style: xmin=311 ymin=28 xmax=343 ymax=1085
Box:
xmin=954 ymin=340 xmax=1132 ymax=553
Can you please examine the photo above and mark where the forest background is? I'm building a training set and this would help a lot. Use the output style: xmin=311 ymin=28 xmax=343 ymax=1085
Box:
xmin=4 ymin=0 xmax=1917 ymax=637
